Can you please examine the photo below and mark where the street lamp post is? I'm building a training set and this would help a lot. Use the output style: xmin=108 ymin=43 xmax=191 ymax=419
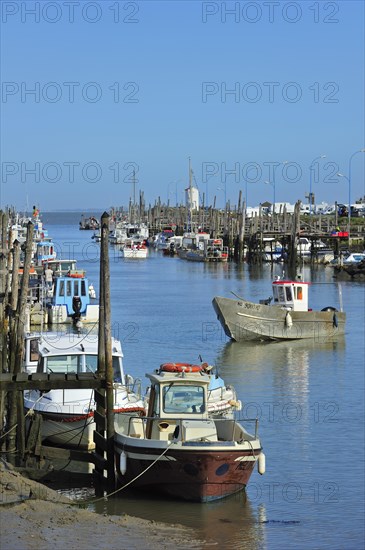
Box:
xmin=337 ymin=148 xmax=365 ymax=238
xmin=337 ymin=172 xmax=350 ymax=234
xmin=309 ymin=155 xmax=326 ymax=215
xmin=264 ymin=180 xmax=275 ymax=211
xmin=217 ymin=183 xmax=227 ymax=209
xmin=167 ymin=180 xmax=180 ymax=206
xmin=242 ymin=176 xmax=250 ymax=209
xmin=264 ymin=161 xmax=287 ymax=214
xmin=205 ymin=174 xmax=219 ymax=208
xmin=348 ymin=149 xmax=365 ymax=215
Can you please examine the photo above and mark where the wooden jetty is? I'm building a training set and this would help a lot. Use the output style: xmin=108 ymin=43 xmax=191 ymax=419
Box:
xmin=0 ymin=211 xmax=115 ymax=492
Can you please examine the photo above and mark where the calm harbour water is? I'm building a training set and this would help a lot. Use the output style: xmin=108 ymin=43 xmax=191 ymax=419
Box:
xmin=41 ymin=212 xmax=364 ymax=550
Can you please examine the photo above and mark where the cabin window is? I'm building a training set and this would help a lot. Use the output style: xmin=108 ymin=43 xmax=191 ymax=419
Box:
xmin=74 ymin=281 xmax=79 ymax=295
xmin=59 ymin=280 xmax=65 ymax=297
xmin=81 ymin=280 xmax=86 ymax=296
xmin=46 ymin=354 xmax=82 ymax=374
xmin=273 ymin=287 xmax=278 ymax=302
xmin=84 ymin=354 xmax=98 ymax=373
xmin=278 ymin=286 xmax=285 ymax=302
xmin=83 ymin=355 xmax=122 ymax=380
xmin=285 ymin=287 xmax=293 ymax=301
xmin=163 ymin=385 xmax=205 ymax=414
xmin=30 ymin=339 xmax=39 ymax=362
xmin=66 ymin=280 xmax=72 ymax=296
xmin=296 ymin=286 xmax=303 ymax=300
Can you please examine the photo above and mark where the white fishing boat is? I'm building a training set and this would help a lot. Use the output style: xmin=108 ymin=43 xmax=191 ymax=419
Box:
xmin=120 ymin=239 xmax=148 ymax=259
xmin=24 ymin=332 xmax=145 ymax=449
xmin=114 ymin=363 xmax=264 ymax=502
xmin=343 ymin=252 xmax=365 ymax=264
xmin=213 ymin=276 xmax=346 ymax=341
xmin=162 ymin=235 xmax=183 ymax=256
xmin=153 ymin=229 xmax=175 ymax=250
xmin=262 ymin=237 xmax=334 ymax=263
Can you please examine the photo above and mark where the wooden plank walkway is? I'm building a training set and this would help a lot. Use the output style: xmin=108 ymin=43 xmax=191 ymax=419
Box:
xmin=0 ymin=372 xmax=106 ymax=392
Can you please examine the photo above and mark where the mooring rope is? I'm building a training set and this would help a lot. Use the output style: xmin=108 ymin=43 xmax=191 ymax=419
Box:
xmin=74 ymin=440 xmax=176 ymax=505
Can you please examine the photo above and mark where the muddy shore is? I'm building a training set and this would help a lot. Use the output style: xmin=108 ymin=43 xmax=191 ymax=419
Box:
xmin=0 ymin=460 xmax=203 ymax=550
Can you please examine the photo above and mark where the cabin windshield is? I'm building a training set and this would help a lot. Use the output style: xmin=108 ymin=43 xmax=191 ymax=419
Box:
xmin=84 ymin=354 xmax=122 ymax=380
xmin=46 ymin=354 xmax=83 ymax=374
xmin=277 ymin=286 xmax=285 ymax=302
xmin=162 ymin=384 xmax=205 ymax=414
xmin=285 ymin=286 xmax=293 ymax=301
xmin=44 ymin=353 xmax=122 ymax=378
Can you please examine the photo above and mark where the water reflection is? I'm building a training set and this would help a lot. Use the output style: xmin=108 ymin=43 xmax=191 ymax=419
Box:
xmin=216 ymin=337 xmax=345 ymax=373
xmin=96 ymin=489 xmax=267 ymax=549
xmin=215 ymin=337 xmax=346 ymax=453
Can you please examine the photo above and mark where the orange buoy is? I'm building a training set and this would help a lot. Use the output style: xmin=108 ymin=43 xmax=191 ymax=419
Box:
xmin=160 ymin=363 xmax=202 ymax=373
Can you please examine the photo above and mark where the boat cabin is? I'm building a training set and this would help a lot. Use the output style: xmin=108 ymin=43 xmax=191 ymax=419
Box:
xmin=144 ymin=368 xmax=218 ymax=442
xmin=182 ymin=232 xmax=210 ymax=251
xmin=34 ymin=240 xmax=57 ymax=266
xmin=44 ymin=259 xmax=77 ymax=276
xmin=49 ymin=272 xmax=91 ymax=316
xmin=272 ymin=278 xmax=309 ymax=312
xmin=35 ymin=335 xmax=124 ymax=382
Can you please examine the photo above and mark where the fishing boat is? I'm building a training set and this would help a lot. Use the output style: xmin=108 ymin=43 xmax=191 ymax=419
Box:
xmin=213 ymin=276 xmax=346 ymax=341
xmin=262 ymin=237 xmax=334 ymax=264
xmin=176 ymin=232 xmax=210 ymax=259
xmin=153 ymin=229 xmax=175 ymax=251
xmin=24 ymin=332 xmax=145 ymax=449
xmin=79 ymin=215 xmax=99 ymax=230
xmin=120 ymin=239 xmax=148 ymax=259
xmin=186 ymin=238 xmax=229 ymax=263
xmin=46 ymin=271 xmax=99 ymax=325
xmin=162 ymin=235 xmax=183 ymax=256
xmin=114 ymin=363 xmax=264 ymax=502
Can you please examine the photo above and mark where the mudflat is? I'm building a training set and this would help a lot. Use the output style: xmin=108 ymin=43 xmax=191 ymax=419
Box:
xmin=0 ymin=461 xmax=203 ymax=550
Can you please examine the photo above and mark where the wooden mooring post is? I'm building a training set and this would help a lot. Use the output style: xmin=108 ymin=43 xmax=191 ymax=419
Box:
xmin=93 ymin=211 xmax=115 ymax=493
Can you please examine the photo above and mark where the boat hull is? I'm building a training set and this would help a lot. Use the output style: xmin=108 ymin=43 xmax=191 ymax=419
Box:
xmin=185 ymin=251 xmax=228 ymax=263
xmin=115 ymin=438 xmax=260 ymax=502
xmin=25 ymin=408 xmax=96 ymax=449
xmin=120 ymin=249 xmax=148 ymax=259
xmin=213 ymin=296 xmax=346 ymax=341
xmin=24 ymin=389 xmax=145 ymax=450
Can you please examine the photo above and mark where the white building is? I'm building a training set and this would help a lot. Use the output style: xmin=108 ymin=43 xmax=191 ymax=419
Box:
xmin=185 ymin=185 xmax=199 ymax=211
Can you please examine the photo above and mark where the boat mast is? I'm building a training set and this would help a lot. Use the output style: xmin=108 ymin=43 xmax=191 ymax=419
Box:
xmin=130 ymin=169 xmax=136 ymax=225
xmin=188 ymin=157 xmax=193 ymax=233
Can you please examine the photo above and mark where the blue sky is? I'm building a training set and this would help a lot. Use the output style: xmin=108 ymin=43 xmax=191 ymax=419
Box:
xmin=1 ymin=0 xmax=364 ymax=210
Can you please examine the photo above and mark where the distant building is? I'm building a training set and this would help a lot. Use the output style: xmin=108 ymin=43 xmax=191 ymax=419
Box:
xmin=185 ymin=186 xmax=199 ymax=211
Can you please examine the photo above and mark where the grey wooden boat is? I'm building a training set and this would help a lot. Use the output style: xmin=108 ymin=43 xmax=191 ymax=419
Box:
xmin=213 ymin=278 xmax=346 ymax=342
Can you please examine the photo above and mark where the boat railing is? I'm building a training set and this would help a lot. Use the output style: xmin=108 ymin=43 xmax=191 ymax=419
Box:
xmin=205 ymin=246 xmax=229 ymax=260
xmin=126 ymin=415 xmax=259 ymax=441
xmin=126 ymin=377 xmax=142 ymax=399
xmin=234 ymin=417 xmax=259 ymax=439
